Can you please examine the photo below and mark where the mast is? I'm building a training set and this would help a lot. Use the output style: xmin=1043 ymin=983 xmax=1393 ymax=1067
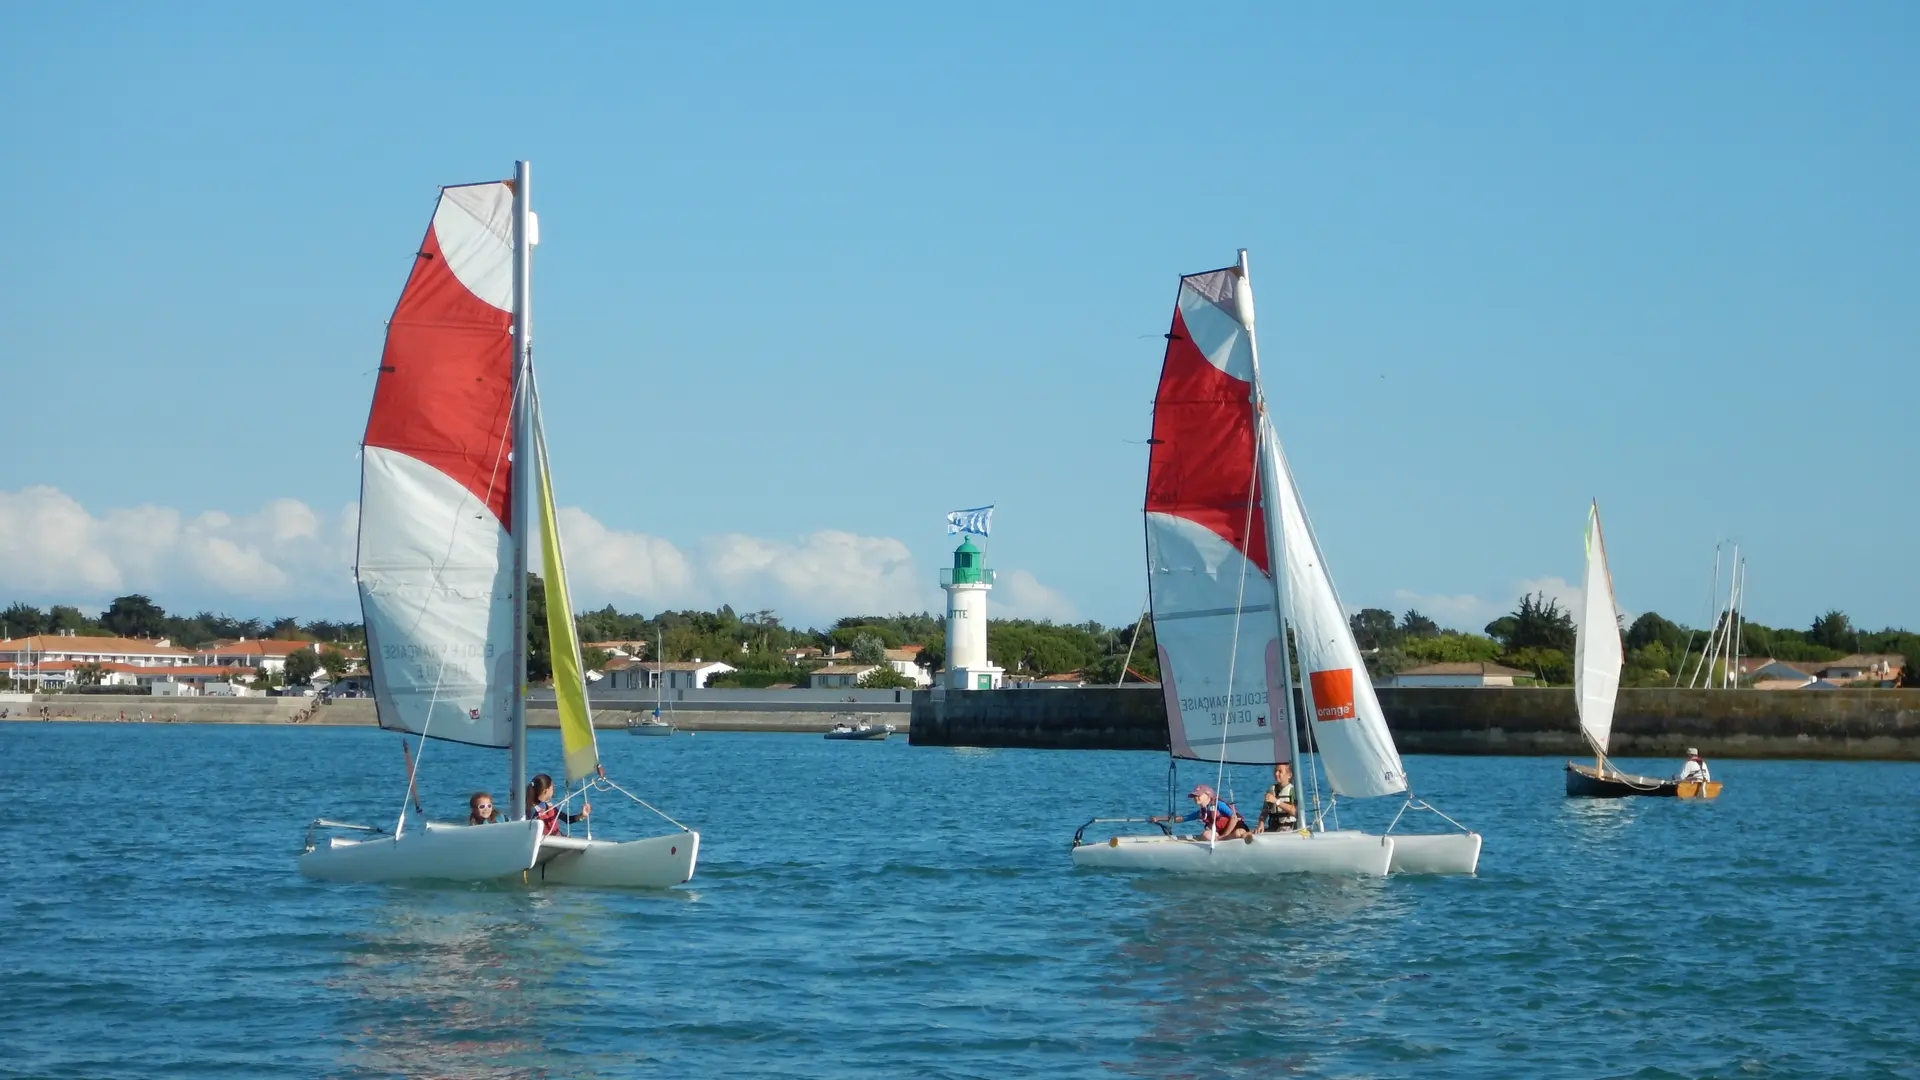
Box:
xmin=508 ymin=159 xmax=533 ymax=820
xmin=1238 ymin=249 xmax=1305 ymax=801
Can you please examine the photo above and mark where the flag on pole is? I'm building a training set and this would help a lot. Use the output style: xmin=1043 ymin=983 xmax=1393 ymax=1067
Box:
xmin=946 ymin=505 xmax=994 ymax=537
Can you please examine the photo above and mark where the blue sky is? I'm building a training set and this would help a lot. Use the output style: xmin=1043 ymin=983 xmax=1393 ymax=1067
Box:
xmin=1 ymin=3 xmax=1913 ymax=633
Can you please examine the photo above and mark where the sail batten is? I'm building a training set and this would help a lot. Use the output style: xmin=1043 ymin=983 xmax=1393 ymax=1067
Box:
xmin=1146 ymin=266 xmax=1289 ymax=765
xmin=357 ymin=181 xmax=518 ymax=748
xmin=1574 ymin=502 xmax=1623 ymax=755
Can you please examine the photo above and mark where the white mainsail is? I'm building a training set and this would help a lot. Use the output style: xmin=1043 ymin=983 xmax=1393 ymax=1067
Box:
xmin=1262 ymin=417 xmax=1408 ymax=798
xmin=1573 ymin=501 xmax=1623 ymax=755
xmin=357 ymin=181 xmax=519 ymax=747
xmin=1144 ymin=266 xmax=1290 ymax=766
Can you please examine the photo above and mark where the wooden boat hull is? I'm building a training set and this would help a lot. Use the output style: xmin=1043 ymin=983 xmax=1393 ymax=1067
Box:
xmin=1565 ymin=761 xmax=1678 ymax=798
xmin=1675 ymin=780 xmax=1722 ymax=800
xmin=1385 ymin=832 xmax=1482 ymax=875
xmin=1071 ymin=829 xmax=1394 ymax=876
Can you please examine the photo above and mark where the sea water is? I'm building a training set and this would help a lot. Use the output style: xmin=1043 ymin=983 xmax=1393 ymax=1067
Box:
xmin=0 ymin=723 xmax=1914 ymax=1079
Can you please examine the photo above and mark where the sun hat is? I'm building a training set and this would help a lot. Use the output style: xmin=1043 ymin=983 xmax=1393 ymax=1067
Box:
xmin=1189 ymin=784 xmax=1215 ymax=800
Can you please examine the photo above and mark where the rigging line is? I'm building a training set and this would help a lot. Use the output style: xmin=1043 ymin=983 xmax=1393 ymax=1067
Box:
xmin=1211 ymin=418 xmax=1265 ymax=827
xmin=391 ymin=643 xmax=456 ymax=834
xmin=1115 ymin=593 xmax=1150 ymax=688
xmin=587 ymin=775 xmax=693 ymax=832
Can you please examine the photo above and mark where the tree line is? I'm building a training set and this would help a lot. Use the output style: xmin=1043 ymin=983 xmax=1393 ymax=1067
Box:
xmin=1350 ymin=597 xmax=1920 ymax=688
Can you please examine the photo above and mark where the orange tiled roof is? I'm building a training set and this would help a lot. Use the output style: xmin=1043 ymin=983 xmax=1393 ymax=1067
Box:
xmin=0 ymin=635 xmax=194 ymax=658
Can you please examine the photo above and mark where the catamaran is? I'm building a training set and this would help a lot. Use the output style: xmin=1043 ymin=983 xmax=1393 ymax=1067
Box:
xmin=1564 ymin=502 xmax=1720 ymax=799
xmin=300 ymin=162 xmax=699 ymax=885
xmin=1071 ymin=252 xmax=1481 ymax=876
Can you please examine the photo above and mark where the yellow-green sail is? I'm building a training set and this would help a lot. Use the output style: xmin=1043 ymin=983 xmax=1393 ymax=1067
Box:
xmin=533 ymin=396 xmax=601 ymax=783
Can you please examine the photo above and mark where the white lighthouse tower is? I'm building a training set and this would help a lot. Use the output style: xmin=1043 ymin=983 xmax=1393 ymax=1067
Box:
xmin=941 ymin=537 xmax=1003 ymax=691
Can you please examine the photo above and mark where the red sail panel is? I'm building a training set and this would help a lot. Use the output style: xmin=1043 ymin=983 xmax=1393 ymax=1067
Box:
xmin=363 ymin=184 xmax=516 ymax=527
xmin=1144 ymin=305 xmax=1267 ymax=574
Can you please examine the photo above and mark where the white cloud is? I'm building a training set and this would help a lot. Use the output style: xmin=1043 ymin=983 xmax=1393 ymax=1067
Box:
xmin=1517 ymin=575 xmax=1583 ymax=615
xmin=0 ymin=486 xmax=355 ymax=611
xmin=995 ymin=569 xmax=1080 ymax=622
xmin=1390 ymin=589 xmax=1497 ymax=631
xmin=4 ymin=487 xmax=1078 ymax=628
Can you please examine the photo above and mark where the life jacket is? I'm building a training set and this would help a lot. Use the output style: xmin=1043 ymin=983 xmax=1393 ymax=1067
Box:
xmin=1199 ymin=803 xmax=1243 ymax=837
xmin=532 ymin=800 xmax=564 ymax=835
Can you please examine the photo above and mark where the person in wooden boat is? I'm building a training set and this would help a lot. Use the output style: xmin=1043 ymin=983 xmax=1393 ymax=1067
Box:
xmin=1258 ymin=763 xmax=1299 ymax=833
xmin=1675 ymin=749 xmax=1711 ymax=784
xmin=1151 ymin=784 xmax=1251 ymax=841
xmin=526 ymin=773 xmax=590 ymax=836
xmin=467 ymin=792 xmax=501 ymax=825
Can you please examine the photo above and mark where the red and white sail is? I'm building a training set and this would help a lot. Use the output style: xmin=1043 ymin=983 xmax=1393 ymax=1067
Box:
xmin=1145 ymin=266 xmax=1290 ymax=765
xmin=1263 ymin=419 xmax=1408 ymax=798
xmin=357 ymin=181 xmax=519 ymax=747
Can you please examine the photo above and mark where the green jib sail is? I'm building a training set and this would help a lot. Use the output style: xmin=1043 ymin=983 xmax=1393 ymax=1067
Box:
xmin=533 ymin=395 xmax=601 ymax=783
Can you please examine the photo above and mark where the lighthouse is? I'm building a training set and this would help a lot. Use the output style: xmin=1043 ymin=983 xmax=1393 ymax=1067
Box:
xmin=941 ymin=538 xmax=1004 ymax=690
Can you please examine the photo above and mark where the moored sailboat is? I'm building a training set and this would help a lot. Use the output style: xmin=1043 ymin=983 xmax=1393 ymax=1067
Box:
xmin=299 ymin=162 xmax=698 ymax=885
xmin=1071 ymin=252 xmax=1480 ymax=876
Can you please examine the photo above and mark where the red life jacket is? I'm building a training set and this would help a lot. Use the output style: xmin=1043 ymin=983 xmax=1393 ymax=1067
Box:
xmin=1200 ymin=803 xmax=1242 ymax=836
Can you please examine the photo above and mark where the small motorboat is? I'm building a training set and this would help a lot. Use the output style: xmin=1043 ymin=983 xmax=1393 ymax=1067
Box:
xmin=824 ymin=717 xmax=894 ymax=741
xmin=626 ymin=712 xmax=674 ymax=736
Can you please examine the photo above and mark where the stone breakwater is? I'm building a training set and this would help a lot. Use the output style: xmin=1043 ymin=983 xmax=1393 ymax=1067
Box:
xmin=0 ymin=695 xmax=909 ymax=734
xmin=909 ymin=686 xmax=1920 ymax=761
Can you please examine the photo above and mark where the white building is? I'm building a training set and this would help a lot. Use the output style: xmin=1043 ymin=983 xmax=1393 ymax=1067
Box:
xmin=601 ymin=657 xmax=736 ymax=691
xmin=883 ymin=647 xmax=932 ymax=688
xmin=940 ymin=538 xmax=1003 ymax=691
xmin=809 ymin=663 xmax=879 ymax=689
xmin=1391 ymin=662 xmax=1532 ymax=688
xmin=198 ymin=638 xmax=322 ymax=674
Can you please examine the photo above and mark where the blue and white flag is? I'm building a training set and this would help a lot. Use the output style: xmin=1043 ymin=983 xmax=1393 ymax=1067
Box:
xmin=946 ymin=505 xmax=994 ymax=537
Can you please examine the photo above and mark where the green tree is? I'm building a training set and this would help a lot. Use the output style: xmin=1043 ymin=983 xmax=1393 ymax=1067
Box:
xmin=1902 ymin=659 xmax=1920 ymax=689
xmin=1507 ymin=646 xmax=1572 ymax=685
xmin=1483 ymin=615 xmax=1519 ymax=648
xmin=1349 ymin=608 xmax=1401 ymax=651
xmin=1625 ymin=612 xmax=1686 ymax=655
xmin=73 ymin=661 xmax=105 ymax=687
xmin=319 ymin=647 xmax=350 ymax=681
xmin=859 ymin=664 xmax=916 ymax=689
xmin=2 ymin=603 xmax=44 ymax=637
xmin=1809 ymin=610 xmax=1858 ymax=653
xmin=100 ymin=594 xmax=168 ymax=638
xmin=1399 ymin=610 xmax=1440 ymax=638
xmin=526 ymin=573 xmax=553 ymax=683
xmin=1503 ymin=593 xmax=1576 ymax=654
xmin=849 ymin=633 xmax=886 ymax=665
xmin=582 ymin=647 xmax=613 ymax=673
xmin=284 ymin=648 xmax=320 ymax=686
xmin=48 ymin=605 xmax=93 ymax=634
xmin=1402 ymin=632 xmax=1501 ymax=665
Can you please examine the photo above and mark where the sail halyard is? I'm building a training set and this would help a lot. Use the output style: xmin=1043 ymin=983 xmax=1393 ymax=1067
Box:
xmin=1574 ymin=501 xmax=1623 ymax=762
xmin=532 ymin=384 xmax=602 ymax=784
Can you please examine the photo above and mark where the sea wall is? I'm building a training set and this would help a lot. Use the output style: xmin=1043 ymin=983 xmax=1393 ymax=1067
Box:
xmin=908 ymin=686 xmax=1920 ymax=760
xmin=1 ymin=689 xmax=910 ymax=734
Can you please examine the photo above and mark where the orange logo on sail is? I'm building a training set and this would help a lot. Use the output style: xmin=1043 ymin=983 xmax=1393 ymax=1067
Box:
xmin=1310 ymin=669 xmax=1355 ymax=721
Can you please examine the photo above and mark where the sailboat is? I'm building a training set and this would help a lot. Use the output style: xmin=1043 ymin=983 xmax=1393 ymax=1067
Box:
xmin=626 ymin=628 xmax=675 ymax=735
xmin=1071 ymin=252 xmax=1481 ymax=876
xmin=1564 ymin=503 xmax=1718 ymax=799
xmin=300 ymin=162 xmax=699 ymax=885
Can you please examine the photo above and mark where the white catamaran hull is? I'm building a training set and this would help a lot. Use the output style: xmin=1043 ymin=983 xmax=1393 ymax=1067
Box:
xmin=300 ymin=819 xmax=545 ymax=882
xmin=300 ymin=821 xmax=700 ymax=887
xmin=1072 ymin=830 xmax=1394 ymax=877
xmin=1385 ymin=832 xmax=1482 ymax=875
xmin=532 ymin=830 xmax=699 ymax=887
